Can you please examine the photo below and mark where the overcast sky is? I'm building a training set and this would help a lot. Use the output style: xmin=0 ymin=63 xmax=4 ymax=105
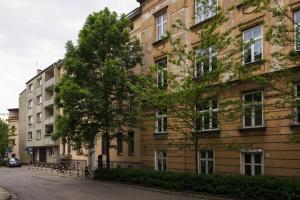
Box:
xmin=0 ymin=0 xmax=139 ymax=118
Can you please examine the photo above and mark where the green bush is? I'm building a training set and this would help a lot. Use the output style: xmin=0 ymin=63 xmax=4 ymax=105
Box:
xmin=0 ymin=160 xmax=6 ymax=166
xmin=94 ymin=168 xmax=300 ymax=200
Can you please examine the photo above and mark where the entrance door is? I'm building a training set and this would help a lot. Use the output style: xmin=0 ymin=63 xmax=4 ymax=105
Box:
xmin=39 ymin=148 xmax=47 ymax=163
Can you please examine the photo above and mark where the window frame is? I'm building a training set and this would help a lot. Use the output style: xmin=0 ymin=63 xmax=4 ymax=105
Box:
xmin=294 ymin=11 xmax=300 ymax=51
xmin=156 ymin=13 xmax=167 ymax=41
xmin=195 ymin=47 xmax=217 ymax=78
xmin=243 ymin=25 xmax=263 ymax=64
xmin=198 ymin=150 xmax=214 ymax=174
xmin=117 ymin=132 xmax=124 ymax=156
xmin=156 ymin=58 xmax=168 ymax=89
xmin=155 ymin=150 xmax=167 ymax=171
xmin=240 ymin=149 xmax=264 ymax=176
xmin=28 ymin=84 xmax=33 ymax=93
xmin=28 ymin=132 xmax=32 ymax=141
xmin=295 ymin=84 xmax=300 ymax=124
xmin=194 ymin=0 xmax=217 ymax=24
xmin=37 ymin=95 xmax=42 ymax=104
xmin=36 ymin=112 xmax=42 ymax=123
xmin=156 ymin=108 xmax=168 ymax=134
xmin=28 ymin=116 xmax=33 ymax=125
xmin=37 ymin=78 xmax=42 ymax=87
xmin=36 ymin=130 xmax=41 ymax=140
xmin=196 ymin=98 xmax=219 ymax=131
xmin=242 ymin=91 xmax=264 ymax=128
xmin=28 ymin=99 xmax=33 ymax=109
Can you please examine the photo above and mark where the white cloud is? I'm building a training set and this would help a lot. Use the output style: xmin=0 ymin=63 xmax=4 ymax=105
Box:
xmin=0 ymin=0 xmax=139 ymax=115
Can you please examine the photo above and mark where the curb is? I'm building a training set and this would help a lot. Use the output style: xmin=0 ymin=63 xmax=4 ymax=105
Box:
xmin=0 ymin=187 xmax=11 ymax=200
xmin=99 ymin=181 xmax=232 ymax=200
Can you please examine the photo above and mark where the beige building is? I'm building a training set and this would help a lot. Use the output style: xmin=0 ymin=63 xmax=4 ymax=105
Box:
xmin=110 ymin=0 xmax=300 ymax=178
xmin=7 ymin=108 xmax=29 ymax=163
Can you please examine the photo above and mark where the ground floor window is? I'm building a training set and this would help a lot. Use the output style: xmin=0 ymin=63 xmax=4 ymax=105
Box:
xmin=198 ymin=150 xmax=214 ymax=174
xmin=241 ymin=149 xmax=263 ymax=176
xmin=155 ymin=150 xmax=167 ymax=171
xmin=49 ymin=147 xmax=56 ymax=157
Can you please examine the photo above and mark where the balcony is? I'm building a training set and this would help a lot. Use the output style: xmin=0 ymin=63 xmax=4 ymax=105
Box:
xmin=44 ymin=116 xmax=54 ymax=125
xmin=44 ymin=97 xmax=54 ymax=108
xmin=44 ymin=77 xmax=55 ymax=89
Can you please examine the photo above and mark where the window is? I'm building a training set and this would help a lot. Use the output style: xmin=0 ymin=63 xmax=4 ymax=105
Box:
xmin=36 ymin=113 xmax=42 ymax=123
xmin=49 ymin=147 xmax=56 ymax=157
xmin=37 ymin=78 xmax=42 ymax=87
xmin=295 ymin=84 xmax=300 ymax=124
xmin=28 ymin=116 xmax=33 ymax=125
xmin=36 ymin=130 xmax=41 ymax=140
xmin=294 ymin=11 xmax=300 ymax=51
xmin=128 ymin=131 xmax=135 ymax=155
xmin=117 ymin=132 xmax=123 ymax=156
xmin=28 ymin=100 xmax=33 ymax=109
xmin=102 ymin=136 xmax=107 ymax=155
xmin=196 ymin=98 xmax=218 ymax=131
xmin=156 ymin=13 xmax=167 ymax=41
xmin=241 ymin=149 xmax=263 ymax=176
xmin=28 ymin=132 xmax=32 ymax=141
xmin=195 ymin=47 xmax=217 ymax=78
xmin=155 ymin=150 xmax=167 ymax=171
xmin=243 ymin=26 xmax=263 ymax=64
xmin=37 ymin=95 xmax=42 ymax=104
xmin=243 ymin=91 xmax=264 ymax=128
xmin=76 ymin=148 xmax=83 ymax=155
xmin=28 ymin=84 xmax=33 ymax=93
xmin=198 ymin=150 xmax=214 ymax=174
xmin=156 ymin=59 xmax=167 ymax=88
xmin=195 ymin=0 xmax=217 ymax=24
xmin=156 ymin=108 xmax=167 ymax=133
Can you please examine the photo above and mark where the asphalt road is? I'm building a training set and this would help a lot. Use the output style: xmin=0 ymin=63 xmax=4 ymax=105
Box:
xmin=0 ymin=167 xmax=203 ymax=200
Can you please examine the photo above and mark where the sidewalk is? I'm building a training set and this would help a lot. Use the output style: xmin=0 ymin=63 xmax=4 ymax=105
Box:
xmin=0 ymin=187 xmax=11 ymax=200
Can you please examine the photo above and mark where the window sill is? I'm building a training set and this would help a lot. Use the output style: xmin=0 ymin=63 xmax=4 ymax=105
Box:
xmin=195 ymin=129 xmax=221 ymax=135
xmin=153 ymin=132 xmax=167 ymax=140
xmin=190 ymin=15 xmax=217 ymax=31
xmin=239 ymin=126 xmax=266 ymax=133
xmin=243 ymin=59 xmax=265 ymax=67
xmin=152 ymin=39 xmax=167 ymax=47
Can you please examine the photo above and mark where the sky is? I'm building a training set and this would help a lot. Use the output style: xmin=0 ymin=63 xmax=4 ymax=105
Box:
xmin=0 ymin=0 xmax=139 ymax=119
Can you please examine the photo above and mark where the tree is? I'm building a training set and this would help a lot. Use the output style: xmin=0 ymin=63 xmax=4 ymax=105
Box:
xmin=0 ymin=119 xmax=15 ymax=158
xmin=54 ymin=8 xmax=142 ymax=169
xmin=136 ymin=0 xmax=300 ymax=173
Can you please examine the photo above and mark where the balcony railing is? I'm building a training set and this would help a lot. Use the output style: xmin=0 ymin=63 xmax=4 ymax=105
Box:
xmin=44 ymin=97 xmax=54 ymax=107
xmin=44 ymin=77 xmax=55 ymax=89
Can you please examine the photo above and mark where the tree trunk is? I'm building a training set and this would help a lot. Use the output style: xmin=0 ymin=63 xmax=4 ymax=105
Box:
xmin=105 ymin=130 xmax=110 ymax=169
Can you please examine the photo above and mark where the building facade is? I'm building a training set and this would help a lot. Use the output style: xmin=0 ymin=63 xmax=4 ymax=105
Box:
xmin=20 ymin=60 xmax=63 ymax=163
xmin=7 ymin=108 xmax=29 ymax=162
xmin=123 ymin=0 xmax=300 ymax=177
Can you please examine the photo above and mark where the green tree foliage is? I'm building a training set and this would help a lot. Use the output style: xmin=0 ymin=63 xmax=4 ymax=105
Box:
xmin=0 ymin=119 xmax=15 ymax=157
xmin=54 ymin=8 xmax=142 ymax=168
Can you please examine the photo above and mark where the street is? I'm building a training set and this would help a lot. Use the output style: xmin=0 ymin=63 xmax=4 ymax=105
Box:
xmin=0 ymin=167 xmax=203 ymax=200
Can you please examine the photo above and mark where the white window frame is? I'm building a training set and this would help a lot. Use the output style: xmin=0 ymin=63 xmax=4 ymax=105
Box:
xmin=37 ymin=95 xmax=42 ymax=104
xmin=295 ymin=84 xmax=300 ymax=124
xmin=28 ymin=116 xmax=33 ymax=125
xmin=156 ymin=13 xmax=167 ymax=41
xmin=156 ymin=59 xmax=168 ymax=88
xmin=49 ymin=147 xmax=56 ymax=157
xmin=294 ymin=11 xmax=300 ymax=51
xmin=243 ymin=91 xmax=264 ymax=128
xmin=156 ymin=108 xmax=167 ymax=134
xmin=37 ymin=78 xmax=42 ymax=87
xmin=195 ymin=47 xmax=217 ymax=78
xmin=195 ymin=0 xmax=217 ymax=24
xmin=240 ymin=149 xmax=264 ymax=176
xmin=196 ymin=98 xmax=219 ymax=131
xmin=36 ymin=130 xmax=41 ymax=140
xmin=243 ymin=26 xmax=263 ymax=64
xmin=154 ymin=150 xmax=167 ymax=171
xmin=28 ymin=132 xmax=32 ymax=141
xmin=36 ymin=113 xmax=42 ymax=123
xmin=28 ymin=100 xmax=33 ymax=109
xmin=28 ymin=84 xmax=33 ymax=93
xmin=198 ymin=150 xmax=214 ymax=174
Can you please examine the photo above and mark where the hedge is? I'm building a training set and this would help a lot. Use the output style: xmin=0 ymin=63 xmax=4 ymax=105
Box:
xmin=94 ymin=168 xmax=300 ymax=200
xmin=0 ymin=160 xmax=6 ymax=166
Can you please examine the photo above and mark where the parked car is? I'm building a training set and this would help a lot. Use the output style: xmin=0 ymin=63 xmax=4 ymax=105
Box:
xmin=6 ymin=158 xmax=21 ymax=167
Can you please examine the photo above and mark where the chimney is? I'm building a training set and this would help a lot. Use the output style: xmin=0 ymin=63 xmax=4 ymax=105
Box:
xmin=37 ymin=69 xmax=42 ymax=75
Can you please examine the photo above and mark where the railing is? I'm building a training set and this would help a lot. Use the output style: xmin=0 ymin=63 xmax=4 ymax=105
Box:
xmin=44 ymin=77 xmax=55 ymax=88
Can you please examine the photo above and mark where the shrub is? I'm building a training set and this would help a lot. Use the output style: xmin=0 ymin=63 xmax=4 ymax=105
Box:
xmin=94 ymin=168 xmax=300 ymax=200
xmin=0 ymin=160 xmax=6 ymax=166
